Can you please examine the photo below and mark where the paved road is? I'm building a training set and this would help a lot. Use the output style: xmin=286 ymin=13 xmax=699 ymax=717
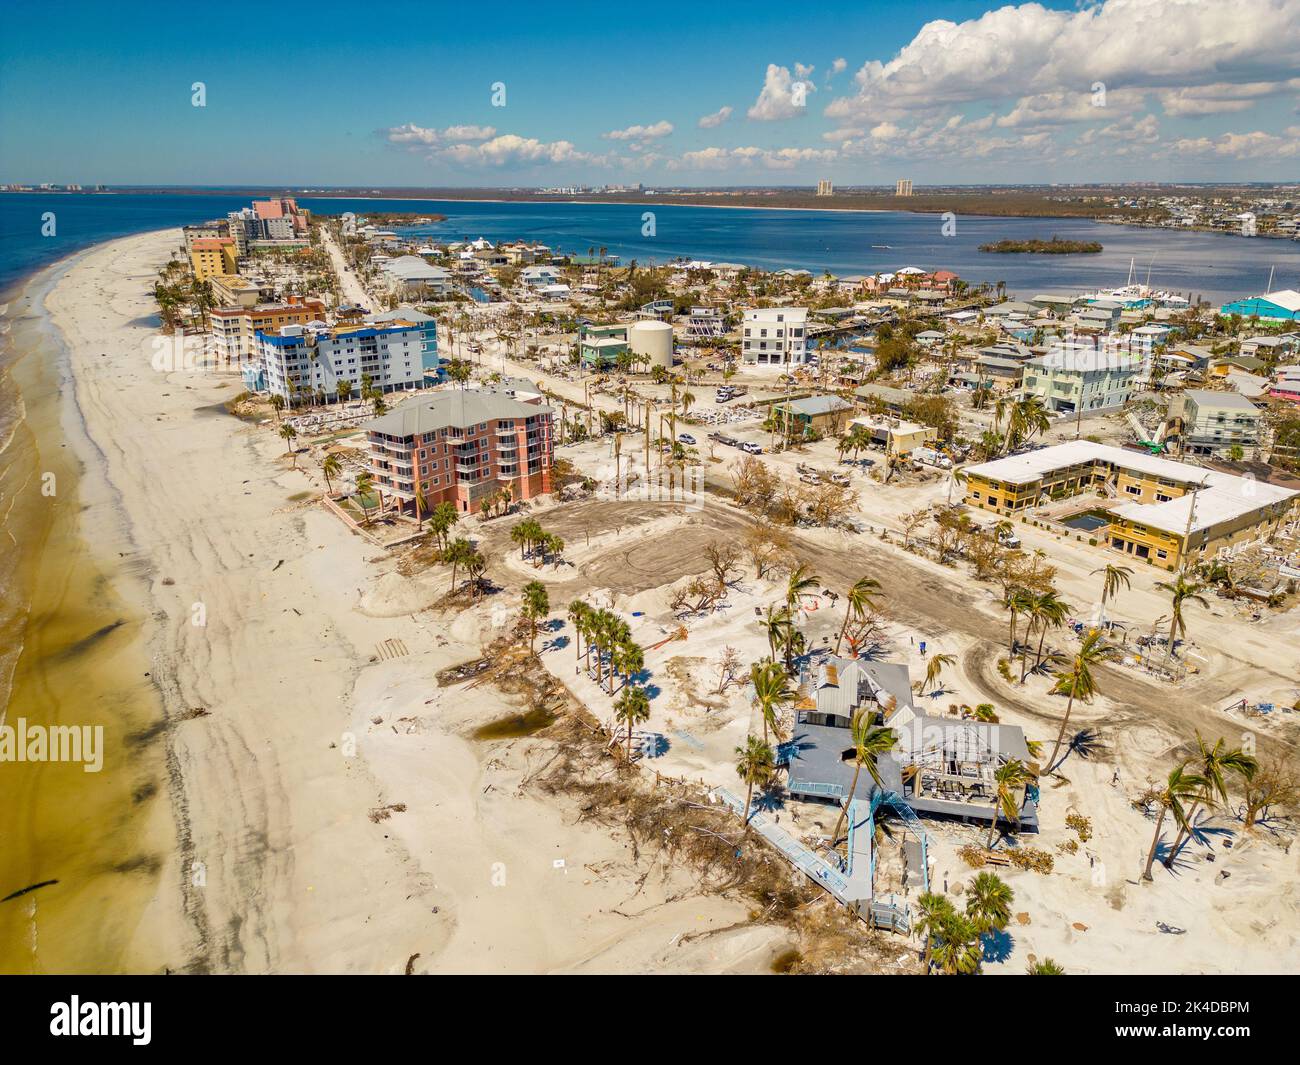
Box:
xmin=321 ymin=227 xmax=373 ymax=310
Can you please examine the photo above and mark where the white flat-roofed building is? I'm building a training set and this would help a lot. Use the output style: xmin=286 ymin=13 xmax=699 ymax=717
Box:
xmin=741 ymin=307 xmax=809 ymax=365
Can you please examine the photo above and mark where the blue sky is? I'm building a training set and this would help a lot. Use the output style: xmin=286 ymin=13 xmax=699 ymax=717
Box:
xmin=2 ymin=0 xmax=1298 ymax=185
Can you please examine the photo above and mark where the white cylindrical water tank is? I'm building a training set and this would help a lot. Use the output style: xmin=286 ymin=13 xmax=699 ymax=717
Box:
xmin=628 ymin=320 xmax=674 ymax=369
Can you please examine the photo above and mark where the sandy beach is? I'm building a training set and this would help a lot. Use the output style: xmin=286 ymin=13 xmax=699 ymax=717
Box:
xmin=2 ymin=228 xmax=786 ymax=974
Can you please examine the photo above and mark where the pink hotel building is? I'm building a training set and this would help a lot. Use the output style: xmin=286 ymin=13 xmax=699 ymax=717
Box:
xmin=364 ymin=386 xmax=555 ymax=516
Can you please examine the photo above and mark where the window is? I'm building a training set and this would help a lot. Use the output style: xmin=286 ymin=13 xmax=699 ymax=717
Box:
xmin=1125 ymin=484 xmax=1141 ymax=495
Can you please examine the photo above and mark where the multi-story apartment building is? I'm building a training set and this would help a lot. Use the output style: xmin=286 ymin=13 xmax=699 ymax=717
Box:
xmin=227 ymin=198 xmax=310 ymax=254
xmin=741 ymin=307 xmax=809 ymax=365
xmin=251 ymin=311 xmax=438 ymax=402
xmin=189 ymin=237 xmax=239 ymax=281
xmin=364 ymin=389 xmax=554 ymax=516
xmin=1020 ymin=346 xmax=1141 ymax=413
xmin=210 ymin=297 xmax=327 ymax=365
xmin=1175 ymin=390 xmax=1262 ymax=456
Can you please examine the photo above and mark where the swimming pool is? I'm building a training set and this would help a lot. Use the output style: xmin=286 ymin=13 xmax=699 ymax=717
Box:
xmin=1061 ymin=509 xmax=1113 ymax=533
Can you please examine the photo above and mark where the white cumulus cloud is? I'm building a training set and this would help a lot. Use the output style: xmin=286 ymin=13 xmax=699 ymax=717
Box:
xmin=748 ymin=63 xmax=817 ymax=120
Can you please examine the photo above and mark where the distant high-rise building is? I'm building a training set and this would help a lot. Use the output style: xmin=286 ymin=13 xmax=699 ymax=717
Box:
xmin=816 ymin=179 xmax=834 ymax=197
xmin=895 ymin=179 xmax=914 ymax=197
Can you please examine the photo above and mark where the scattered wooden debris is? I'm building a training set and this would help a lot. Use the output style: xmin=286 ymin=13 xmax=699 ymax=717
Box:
xmin=369 ymin=803 xmax=408 ymax=823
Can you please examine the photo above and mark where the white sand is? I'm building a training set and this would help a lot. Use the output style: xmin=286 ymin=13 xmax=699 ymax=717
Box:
xmin=45 ymin=229 xmax=780 ymax=974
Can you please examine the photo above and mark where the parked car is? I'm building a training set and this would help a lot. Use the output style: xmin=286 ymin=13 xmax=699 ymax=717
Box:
xmin=678 ymin=433 xmax=696 ymax=445
xmin=740 ymin=442 xmax=764 ymax=455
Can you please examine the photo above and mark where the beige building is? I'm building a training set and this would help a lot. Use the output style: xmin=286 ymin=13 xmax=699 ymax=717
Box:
xmin=208 ymin=274 xmax=264 ymax=308
xmin=963 ymin=441 xmax=1297 ymax=570
xmin=848 ymin=413 xmax=937 ymax=457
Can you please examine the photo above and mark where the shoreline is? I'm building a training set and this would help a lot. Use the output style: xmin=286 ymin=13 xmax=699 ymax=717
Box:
xmin=1 ymin=229 xmax=776 ymax=974
xmin=0 ymin=242 xmax=178 ymax=972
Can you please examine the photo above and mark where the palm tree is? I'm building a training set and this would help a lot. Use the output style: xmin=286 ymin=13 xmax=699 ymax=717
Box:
xmin=465 ymin=551 xmax=486 ymax=599
xmin=749 ymin=661 xmax=794 ymax=743
xmin=279 ymin=423 xmax=298 ymax=464
xmin=321 ymin=453 xmax=341 ymax=496
xmin=966 ymin=871 xmax=1014 ymax=942
xmin=567 ymin=600 xmax=591 ymax=672
xmin=269 ymin=393 xmax=286 ymax=423
xmin=427 ymin=501 xmax=458 ymax=551
xmin=785 ymin=563 xmax=821 ymax=616
xmin=914 ymin=652 xmax=956 ymax=698
xmin=1166 ymin=733 xmax=1258 ymax=864
xmin=914 ymin=892 xmax=955 ymax=974
xmin=444 ymin=537 xmax=473 ymax=594
xmin=1092 ymin=563 xmax=1133 ymax=619
xmin=353 ymin=470 xmax=375 ymax=525
xmin=760 ymin=605 xmax=794 ymax=664
xmin=614 ymin=685 xmax=651 ymax=759
xmin=735 ymin=735 xmax=775 ymax=826
xmin=1005 ymin=587 xmax=1033 ymax=656
xmin=610 ymin=639 xmax=644 ymax=694
xmin=1025 ymin=590 xmax=1070 ymax=678
xmin=986 ymin=759 xmax=1030 ymax=847
xmin=1142 ymin=761 xmax=1207 ymax=881
xmin=931 ymin=912 xmax=982 ymax=975
xmin=1027 ymin=958 xmax=1064 ymax=974
xmin=835 ymin=576 xmax=883 ymax=655
xmin=521 ymin=580 xmax=549 ymax=655
xmin=1153 ymin=574 xmax=1209 ymax=659
xmin=335 ymin=379 xmax=353 ymax=404
xmin=829 ymin=712 xmax=896 ymax=847
xmin=1046 ymin=629 xmax=1118 ymax=771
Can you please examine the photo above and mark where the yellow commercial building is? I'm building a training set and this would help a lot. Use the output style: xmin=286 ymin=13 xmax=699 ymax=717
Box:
xmin=963 ymin=441 xmax=1297 ymax=570
xmin=189 ymin=237 xmax=239 ymax=281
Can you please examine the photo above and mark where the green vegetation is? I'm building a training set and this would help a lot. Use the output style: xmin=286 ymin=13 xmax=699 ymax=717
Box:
xmin=978 ymin=237 xmax=1103 ymax=254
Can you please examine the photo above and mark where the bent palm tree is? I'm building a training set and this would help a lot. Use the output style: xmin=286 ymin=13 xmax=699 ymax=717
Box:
xmin=915 ymin=652 xmax=956 ymax=698
xmin=835 ymin=576 xmax=883 ymax=655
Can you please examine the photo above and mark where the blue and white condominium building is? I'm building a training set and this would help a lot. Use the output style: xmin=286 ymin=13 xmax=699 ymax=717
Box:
xmin=251 ymin=309 xmax=440 ymax=403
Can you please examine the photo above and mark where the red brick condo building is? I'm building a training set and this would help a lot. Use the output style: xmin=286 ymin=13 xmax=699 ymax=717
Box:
xmin=364 ymin=386 xmax=554 ymax=516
